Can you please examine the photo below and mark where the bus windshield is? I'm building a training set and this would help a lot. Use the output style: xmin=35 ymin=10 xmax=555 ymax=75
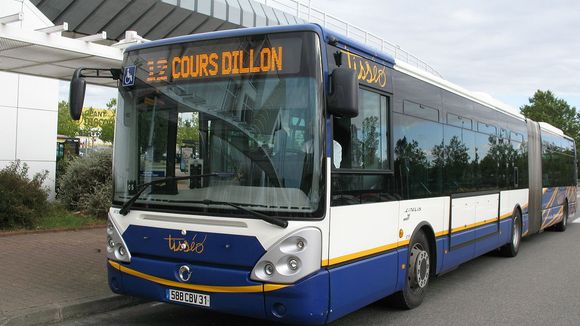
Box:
xmin=113 ymin=32 xmax=325 ymax=218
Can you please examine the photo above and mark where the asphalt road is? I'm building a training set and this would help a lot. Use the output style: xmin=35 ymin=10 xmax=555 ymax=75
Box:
xmin=59 ymin=215 xmax=580 ymax=326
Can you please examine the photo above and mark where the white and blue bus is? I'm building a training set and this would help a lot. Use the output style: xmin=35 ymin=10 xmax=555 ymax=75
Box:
xmin=69 ymin=24 xmax=577 ymax=324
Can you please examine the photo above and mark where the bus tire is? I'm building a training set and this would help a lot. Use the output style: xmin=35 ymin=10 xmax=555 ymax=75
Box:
xmin=499 ymin=209 xmax=521 ymax=257
xmin=393 ymin=231 xmax=430 ymax=309
xmin=554 ymin=200 xmax=568 ymax=232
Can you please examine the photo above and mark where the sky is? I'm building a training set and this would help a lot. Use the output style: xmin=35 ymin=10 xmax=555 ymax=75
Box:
xmin=59 ymin=0 xmax=580 ymax=111
xmin=310 ymin=0 xmax=580 ymax=111
xmin=59 ymin=80 xmax=116 ymax=109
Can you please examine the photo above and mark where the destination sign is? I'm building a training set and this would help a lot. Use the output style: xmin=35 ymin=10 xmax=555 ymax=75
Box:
xmin=169 ymin=47 xmax=282 ymax=80
xmin=133 ymin=36 xmax=303 ymax=84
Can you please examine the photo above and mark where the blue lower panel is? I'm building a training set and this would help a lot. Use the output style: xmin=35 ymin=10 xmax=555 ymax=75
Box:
xmin=327 ymin=250 xmax=399 ymax=323
xmin=442 ymin=219 xmax=513 ymax=272
xmin=122 ymin=225 xmax=265 ymax=268
xmin=450 ymin=228 xmax=475 ymax=249
xmin=109 ymin=257 xmax=334 ymax=324
xmin=396 ymin=248 xmax=409 ymax=291
xmin=476 ymin=222 xmax=498 ymax=239
xmin=499 ymin=218 xmax=512 ymax=244
xmin=109 ymin=257 xmax=265 ymax=319
xmin=108 ymin=262 xmax=124 ymax=294
xmin=445 ymin=228 xmax=475 ymax=271
xmin=435 ymin=238 xmax=446 ymax=274
xmin=542 ymin=205 xmax=563 ymax=229
xmin=474 ymin=231 xmax=499 ymax=256
xmin=522 ymin=213 xmax=529 ymax=236
xmin=474 ymin=223 xmax=499 ymax=256
xmin=264 ymin=270 xmax=330 ymax=325
xmin=442 ymin=241 xmax=473 ymax=272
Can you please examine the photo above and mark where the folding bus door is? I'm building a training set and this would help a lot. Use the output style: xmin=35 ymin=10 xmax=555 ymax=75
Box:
xmin=473 ymin=193 xmax=500 ymax=256
xmin=446 ymin=194 xmax=476 ymax=269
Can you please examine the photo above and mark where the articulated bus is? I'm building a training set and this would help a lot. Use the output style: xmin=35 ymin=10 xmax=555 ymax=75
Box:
xmin=70 ymin=24 xmax=577 ymax=324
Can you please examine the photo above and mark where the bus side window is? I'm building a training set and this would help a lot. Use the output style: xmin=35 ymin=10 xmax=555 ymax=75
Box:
xmin=331 ymin=88 xmax=392 ymax=206
xmin=332 ymin=88 xmax=389 ymax=170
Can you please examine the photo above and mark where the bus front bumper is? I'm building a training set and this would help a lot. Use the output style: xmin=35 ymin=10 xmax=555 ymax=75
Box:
xmin=107 ymin=257 xmax=330 ymax=325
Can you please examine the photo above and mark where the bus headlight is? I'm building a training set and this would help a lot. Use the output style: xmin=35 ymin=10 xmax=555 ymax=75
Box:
xmin=264 ymin=263 xmax=275 ymax=275
xmin=106 ymin=220 xmax=114 ymax=236
xmin=106 ymin=214 xmax=132 ymax=263
xmin=250 ymin=228 xmax=321 ymax=284
xmin=107 ymin=236 xmax=115 ymax=249
xmin=288 ymin=258 xmax=299 ymax=270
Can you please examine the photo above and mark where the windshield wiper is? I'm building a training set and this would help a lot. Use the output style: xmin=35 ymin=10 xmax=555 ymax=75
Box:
xmin=119 ymin=172 xmax=234 ymax=215
xmin=200 ymin=199 xmax=288 ymax=228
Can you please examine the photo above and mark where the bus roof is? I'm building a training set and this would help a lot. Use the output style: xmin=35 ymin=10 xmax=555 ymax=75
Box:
xmin=125 ymin=24 xmax=327 ymax=52
xmin=538 ymin=122 xmax=565 ymax=136
xmin=125 ymin=23 xmax=526 ymax=123
xmin=393 ymin=60 xmax=526 ymax=122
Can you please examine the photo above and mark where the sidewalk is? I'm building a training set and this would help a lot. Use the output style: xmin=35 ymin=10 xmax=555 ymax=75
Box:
xmin=0 ymin=228 xmax=143 ymax=326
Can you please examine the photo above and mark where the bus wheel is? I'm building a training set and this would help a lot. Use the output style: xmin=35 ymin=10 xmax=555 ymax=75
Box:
xmin=554 ymin=200 xmax=568 ymax=232
xmin=500 ymin=210 xmax=521 ymax=257
xmin=393 ymin=231 xmax=430 ymax=309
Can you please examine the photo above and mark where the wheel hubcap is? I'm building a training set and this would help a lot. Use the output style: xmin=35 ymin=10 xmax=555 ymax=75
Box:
xmin=409 ymin=244 xmax=429 ymax=290
xmin=512 ymin=217 xmax=520 ymax=249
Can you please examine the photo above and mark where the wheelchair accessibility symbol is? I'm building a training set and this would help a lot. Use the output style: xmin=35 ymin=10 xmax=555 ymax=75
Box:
xmin=122 ymin=66 xmax=136 ymax=87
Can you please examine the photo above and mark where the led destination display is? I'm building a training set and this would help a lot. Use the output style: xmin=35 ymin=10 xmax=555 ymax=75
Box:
xmin=133 ymin=35 xmax=304 ymax=84
xmin=170 ymin=47 xmax=283 ymax=80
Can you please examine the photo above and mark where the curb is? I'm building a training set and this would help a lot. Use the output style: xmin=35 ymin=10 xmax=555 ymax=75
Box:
xmin=0 ymin=295 xmax=146 ymax=326
xmin=0 ymin=225 xmax=106 ymax=238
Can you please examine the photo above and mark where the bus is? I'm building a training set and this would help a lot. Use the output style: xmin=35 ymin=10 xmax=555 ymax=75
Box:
xmin=69 ymin=24 xmax=577 ymax=324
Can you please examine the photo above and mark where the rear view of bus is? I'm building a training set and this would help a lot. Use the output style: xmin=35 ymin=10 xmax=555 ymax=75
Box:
xmin=107 ymin=26 xmax=331 ymax=324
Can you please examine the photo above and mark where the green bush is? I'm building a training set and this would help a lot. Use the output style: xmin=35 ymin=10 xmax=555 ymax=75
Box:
xmin=58 ymin=150 xmax=112 ymax=218
xmin=78 ymin=182 xmax=113 ymax=218
xmin=0 ymin=161 xmax=49 ymax=229
xmin=55 ymin=158 xmax=70 ymax=194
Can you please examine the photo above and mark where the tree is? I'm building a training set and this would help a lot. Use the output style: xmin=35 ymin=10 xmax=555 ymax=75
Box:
xmin=100 ymin=98 xmax=117 ymax=143
xmin=520 ymin=90 xmax=580 ymax=153
xmin=176 ymin=115 xmax=199 ymax=146
xmin=58 ymin=98 xmax=117 ymax=143
xmin=100 ymin=113 xmax=115 ymax=143
xmin=79 ymin=107 xmax=101 ymax=139
xmin=57 ymin=101 xmax=80 ymax=137
xmin=361 ymin=116 xmax=379 ymax=168
xmin=106 ymin=98 xmax=116 ymax=110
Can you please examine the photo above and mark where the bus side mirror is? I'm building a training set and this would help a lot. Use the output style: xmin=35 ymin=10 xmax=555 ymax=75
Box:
xmin=69 ymin=68 xmax=86 ymax=121
xmin=327 ymin=68 xmax=359 ymax=118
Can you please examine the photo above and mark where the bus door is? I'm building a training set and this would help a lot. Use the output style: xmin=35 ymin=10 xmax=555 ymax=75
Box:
xmin=473 ymin=193 xmax=500 ymax=256
xmin=447 ymin=194 xmax=476 ymax=268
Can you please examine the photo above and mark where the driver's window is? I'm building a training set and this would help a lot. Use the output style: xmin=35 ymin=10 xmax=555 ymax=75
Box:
xmin=333 ymin=88 xmax=389 ymax=170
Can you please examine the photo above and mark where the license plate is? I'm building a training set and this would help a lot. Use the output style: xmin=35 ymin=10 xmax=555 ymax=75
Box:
xmin=167 ymin=289 xmax=210 ymax=307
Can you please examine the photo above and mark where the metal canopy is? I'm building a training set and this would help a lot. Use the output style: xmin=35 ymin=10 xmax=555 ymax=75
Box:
xmin=0 ymin=20 xmax=123 ymax=87
xmin=1 ymin=0 xmax=305 ymax=86
xmin=29 ymin=0 xmax=305 ymax=41
xmin=3 ymin=0 xmax=442 ymax=86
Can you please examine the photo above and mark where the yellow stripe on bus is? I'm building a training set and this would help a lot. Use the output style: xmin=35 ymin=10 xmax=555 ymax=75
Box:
xmin=435 ymin=230 xmax=449 ymax=237
xmin=323 ymin=210 xmax=517 ymax=267
xmin=108 ymin=260 xmax=288 ymax=293
xmin=326 ymin=242 xmax=403 ymax=266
